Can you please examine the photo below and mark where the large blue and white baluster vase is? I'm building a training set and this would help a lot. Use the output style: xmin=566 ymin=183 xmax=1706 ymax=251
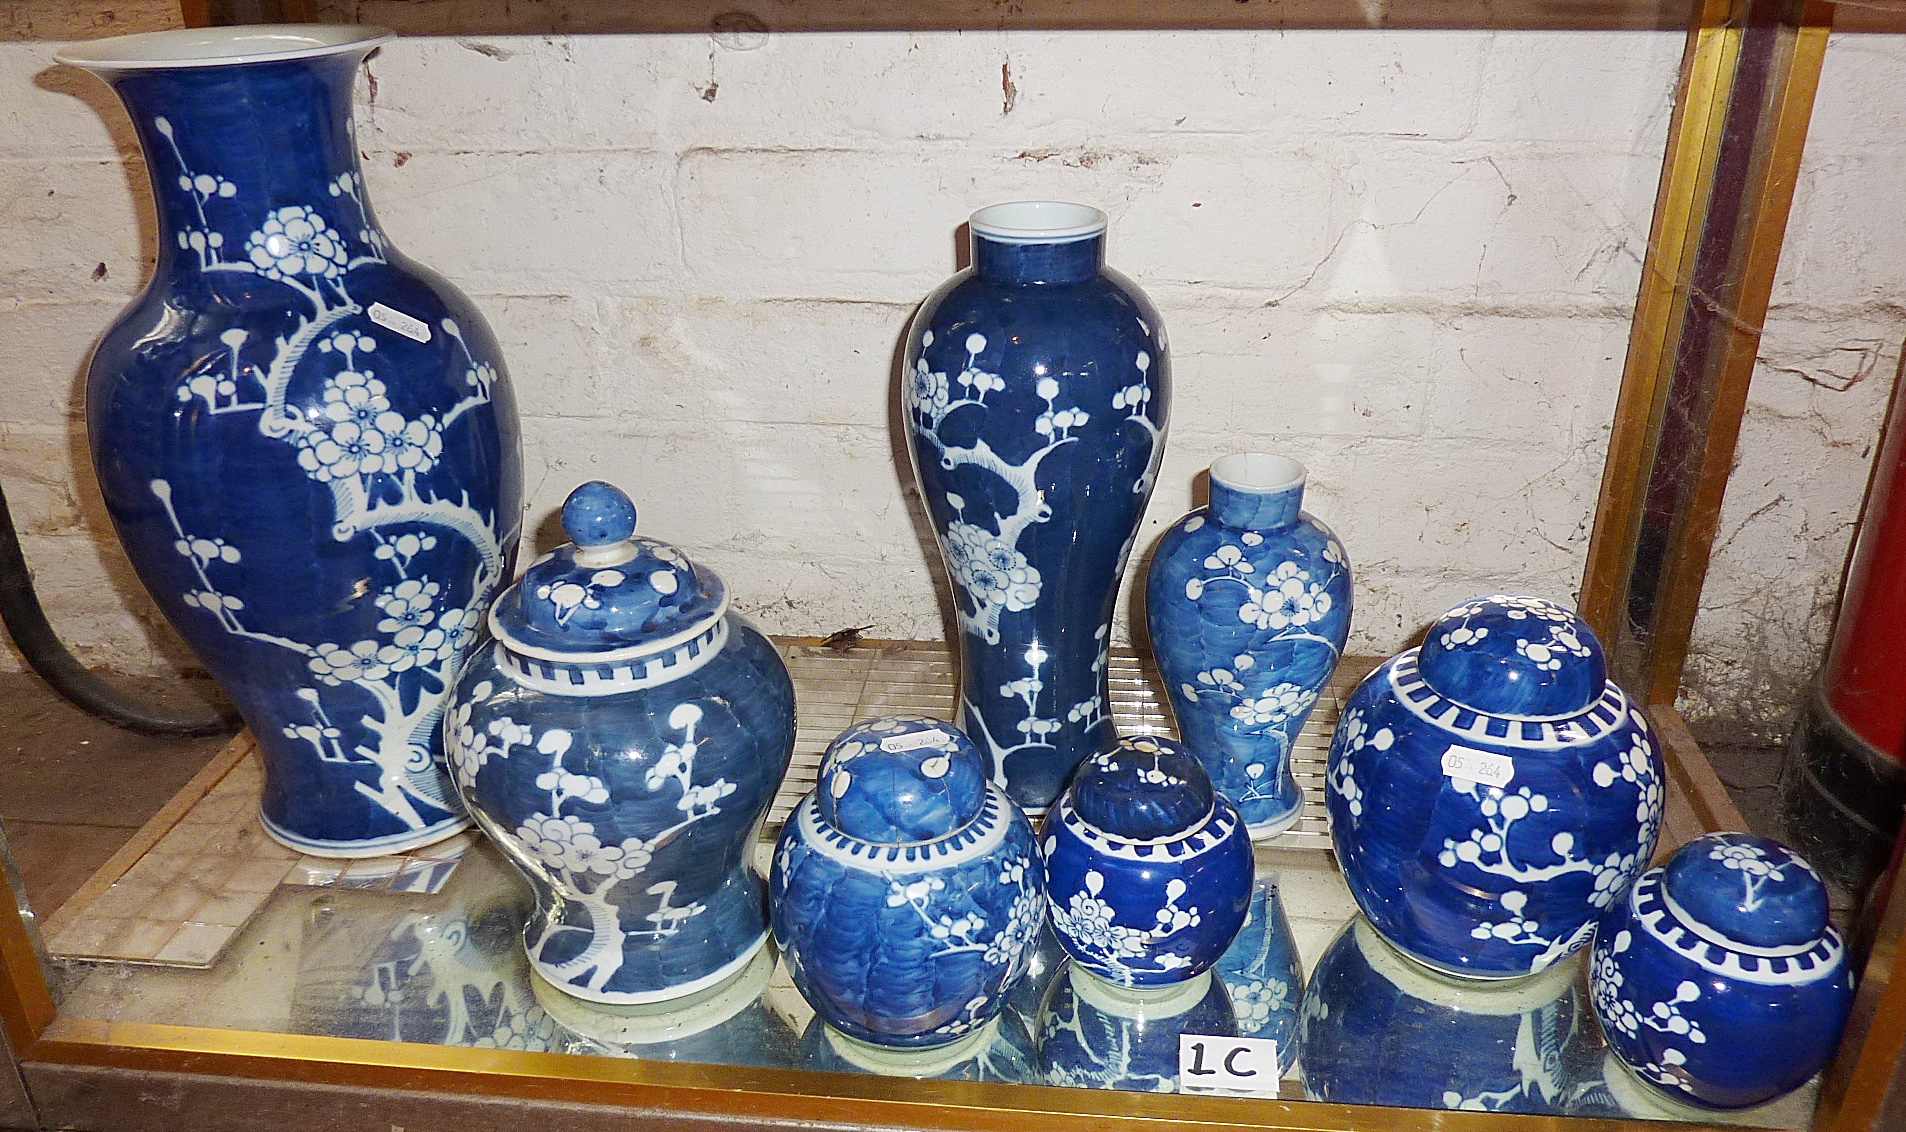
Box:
xmin=1148 ymin=454 xmax=1351 ymax=838
xmin=58 ymin=26 xmax=522 ymax=857
xmin=903 ymin=201 xmax=1169 ymax=812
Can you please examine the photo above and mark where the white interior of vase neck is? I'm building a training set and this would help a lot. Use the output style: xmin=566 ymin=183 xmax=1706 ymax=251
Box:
xmin=1210 ymin=452 xmax=1306 ymax=495
xmin=55 ymin=24 xmax=393 ymax=72
xmin=969 ymin=201 xmax=1108 ymax=244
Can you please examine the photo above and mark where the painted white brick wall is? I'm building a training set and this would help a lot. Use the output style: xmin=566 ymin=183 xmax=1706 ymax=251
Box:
xmin=0 ymin=29 xmax=1734 ymax=708
xmin=1677 ymin=33 xmax=1906 ymax=745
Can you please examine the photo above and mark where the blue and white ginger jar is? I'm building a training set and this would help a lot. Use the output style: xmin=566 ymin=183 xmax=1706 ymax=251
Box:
xmin=447 ymin=481 xmax=795 ymax=1005
xmin=58 ymin=26 xmax=522 ymax=857
xmin=1147 ymin=453 xmax=1351 ymax=838
xmin=1591 ymin=832 xmax=1854 ymax=1110
xmin=770 ymin=716 xmax=1045 ymax=1049
xmin=1326 ymin=595 xmax=1664 ymax=979
xmin=1035 ymin=958 xmax=1238 ymax=1092
xmin=1298 ymin=916 xmax=1583 ymax=1113
xmin=1044 ymin=736 xmax=1253 ymax=987
xmin=903 ymin=200 xmax=1169 ymax=813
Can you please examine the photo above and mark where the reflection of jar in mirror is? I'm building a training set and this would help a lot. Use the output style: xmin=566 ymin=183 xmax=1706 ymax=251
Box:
xmin=447 ymin=481 xmax=795 ymax=1006
xmin=1327 ymin=595 xmax=1664 ymax=979
xmin=1297 ymin=916 xmax=1584 ymax=1113
xmin=796 ymin=1010 xmax=1037 ymax=1082
xmin=1213 ymin=874 xmax=1304 ymax=1074
xmin=1035 ymin=958 xmax=1238 ymax=1092
xmin=536 ymin=944 xmax=798 ymax=1067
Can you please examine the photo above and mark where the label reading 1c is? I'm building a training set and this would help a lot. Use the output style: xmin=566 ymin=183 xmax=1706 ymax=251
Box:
xmin=368 ymin=301 xmax=432 ymax=343
xmin=1178 ymin=1034 xmax=1283 ymax=1095
xmin=879 ymin=729 xmax=949 ymax=754
xmin=1441 ymin=744 xmax=1516 ymax=790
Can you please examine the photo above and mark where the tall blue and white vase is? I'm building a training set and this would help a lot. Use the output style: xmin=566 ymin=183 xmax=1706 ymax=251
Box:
xmin=58 ymin=27 xmax=522 ymax=857
xmin=1326 ymin=595 xmax=1664 ymax=979
xmin=1591 ymin=832 xmax=1854 ymax=1111
xmin=771 ymin=717 xmax=1045 ymax=1050
xmin=1147 ymin=454 xmax=1351 ymax=838
xmin=903 ymin=201 xmax=1169 ymax=813
xmin=1297 ymin=916 xmax=1584 ymax=1113
xmin=1043 ymin=736 xmax=1253 ymax=988
xmin=447 ymin=481 xmax=795 ymax=1005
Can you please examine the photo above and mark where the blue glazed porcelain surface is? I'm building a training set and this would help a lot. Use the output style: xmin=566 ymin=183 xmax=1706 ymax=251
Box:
xmin=1297 ymin=917 xmax=1584 ymax=1113
xmin=1043 ymin=737 xmax=1253 ymax=987
xmin=1326 ymin=596 xmax=1664 ymax=979
xmin=771 ymin=717 xmax=1045 ymax=1049
xmin=1035 ymin=962 xmax=1237 ymax=1092
xmin=1147 ymin=454 xmax=1351 ymax=837
xmin=448 ymin=483 xmax=794 ymax=1005
xmin=798 ymin=1011 xmax=1037 ymax=1082
xmin=1214 ymin=875 xmax=1303 ymax=1071
xmin=59 ymin=27 xmax=522 ymax=857
xmin=903 ymin=201 xmax=1169 ymax=812
xmin=1591 ymin=833 xmax=1854 ymax=1110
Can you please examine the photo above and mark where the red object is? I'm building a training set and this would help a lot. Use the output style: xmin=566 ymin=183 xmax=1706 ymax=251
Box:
xmin=1824 ymin=379 xmax=1906 ymax=761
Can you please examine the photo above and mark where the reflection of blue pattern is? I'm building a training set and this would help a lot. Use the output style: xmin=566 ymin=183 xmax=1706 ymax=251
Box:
xmin=1297 ymin=917 xmax=1582 ymax=1113
xmin=1591 ymin=834 xmax=1853 ymax=1110
xmin=1327 ymin=597 xmax=1663 ymax=979
xmin=1148 ymin=459 xmax=1351 ymax=836
xmin=903 ymin=207 xmax=1168 ymax=811
xmin=1214 ymin=876 xmax=1303 ymax=1072
xmin=798 ymin=1012 xmax=1036 ymax=1081
xmin=1036 ymin=963 xmax=1236 ymax=1092
xmin=68 ymin=34 xmax=521 ymax=856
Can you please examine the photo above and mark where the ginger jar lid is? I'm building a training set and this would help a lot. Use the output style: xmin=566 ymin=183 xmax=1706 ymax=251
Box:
xmin=490 ymin=481 xmax=727 ymax=662
xmin=1661 ymin=832 xmax=1828 ymax=951
xmin=1068 ymin=736 xmax=1214 ymax=840
xmin=817 ymin=717 xmax=990 ymax=844
xmin=1415 ymin=595 xmax=1607 ymax=722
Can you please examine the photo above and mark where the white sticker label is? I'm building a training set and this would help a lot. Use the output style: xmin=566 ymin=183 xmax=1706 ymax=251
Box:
xmin=1441 ymin=744 xmax=1516 ymax=789
xmin=368 ymin=302 xmax=432 ymax=343
xmin=880 ymin=728 xmax=949 ymax=754
xmin=1179 ymin=1034 xmax=1282 ymax=1094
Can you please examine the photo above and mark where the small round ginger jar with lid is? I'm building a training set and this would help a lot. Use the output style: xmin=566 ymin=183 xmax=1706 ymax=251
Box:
xmin=1326 ymin=595 xmax=1664 ymax=980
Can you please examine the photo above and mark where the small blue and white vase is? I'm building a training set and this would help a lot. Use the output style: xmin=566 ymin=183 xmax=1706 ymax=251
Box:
xmin=903 ymin=201 xmax=1169 ymax=813
xmin=1326 ymin=595 xmax=1664 ymax=979
xmin=798 ymin=1010 xmax=1037 ymax=1083
xmin=770 ymin=716 xmax=1045 ymax=1049
xmin=1043 ymin=736 xmax=1253 ymax=987
xmin=1298 ymin=916 xmax=1583 ymax=1113
xmin=447 ymin=481 xmax=795 ymax=1005
xmin=1214 ymin=874 xmax=1303 ymax=1072
xmin=1591 ymin=832 xmax=1854 ymax=1111
xmin=538 ymin=944 xmax=799 ymax=1068
xmin=1036 ymin=959 xmax=1238 ymax=1092
xmin=1147 ymin=454 xmax=1351 ymax=838
xmin=58 ymin=26 xmax=523 ymax=857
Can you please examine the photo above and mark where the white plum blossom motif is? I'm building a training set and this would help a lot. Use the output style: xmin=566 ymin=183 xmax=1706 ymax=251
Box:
xmin=1592 ymin=931 xmax=1644 ymax=1038
xmin=1227 ymin=975 xmax=1291 ymax=1031
xmin=535 ymin=568 xmax=630 ymax=626
xmin=1231 ymin=682 xmax=1317 ymax=728
xmin=144 ymin=126 xmax=507 ymax=844
xmin=246 ymin=204 xmax=350 ymax=280
xmin=906 ymin=327 xmax=1161 ymax=782
xmin=445 ymin=703 xmax=730 ymax=996
xmin=1709 ymin=841 xmax=1789 ymax=912
xmin=1329 ymin=708 xmax=1393 ymax=821
xmin=944 ymin=521 xmax=1041 ymax=614
xmin=1050 ymin=870 xmax=1201 ymax=982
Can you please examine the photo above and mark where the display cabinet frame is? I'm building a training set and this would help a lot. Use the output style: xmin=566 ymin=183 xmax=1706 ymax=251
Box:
xmin=5 ymin=0 xmax=1906 ymax=1129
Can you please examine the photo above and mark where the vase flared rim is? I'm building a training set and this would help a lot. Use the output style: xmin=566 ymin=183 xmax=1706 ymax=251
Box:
xmin=969 ymin=201 xmax=1107 ymax=244
xmin=1210 ymin=452 xmax=1306 ymax=495
xmin=55 ymin=24 xmax=394 ymax=74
